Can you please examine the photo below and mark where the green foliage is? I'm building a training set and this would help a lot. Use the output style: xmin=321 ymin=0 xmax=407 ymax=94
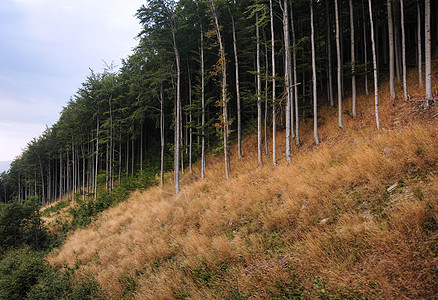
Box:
xmin=40 ymin=200 xmax=70 ymax=217
xmin=268 ymin=275 xmax=305 ymax=299
xmin=192 ymin=262 xmax=228 ymax=288
xmin=69 ymin=171 xmax=157 ymax=229
xmin=0 ymin=197 xmax=49 ymax=254
xmin=0 ymin=248 xmax=48 ymax=299
xmin=68 ymin=277 xmax=105 ymax=300
xmin=27 ymin=265 xmax=72 ymax=300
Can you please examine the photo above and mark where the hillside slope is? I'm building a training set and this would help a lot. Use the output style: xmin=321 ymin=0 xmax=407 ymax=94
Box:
xmin=49 ymin=77 xmax=437 ymax=299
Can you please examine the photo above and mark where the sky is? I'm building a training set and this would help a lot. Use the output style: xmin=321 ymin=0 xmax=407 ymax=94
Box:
xmin=0 ymin=0 xmax=145 ymax=162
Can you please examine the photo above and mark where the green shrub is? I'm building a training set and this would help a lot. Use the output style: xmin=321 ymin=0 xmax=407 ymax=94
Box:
xmin=0 ymin=197 xmax=50 ymax=253
xmin=0 ymin=249 xmax=51 ymax=299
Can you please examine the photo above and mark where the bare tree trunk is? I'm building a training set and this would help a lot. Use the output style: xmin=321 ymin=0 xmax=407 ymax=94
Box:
xmin=270 ymin=0 xmax=277 ymax=165
xmin=94 ymin=118 xmax=99 ymax=200
xmin=229 ymin=5 xmax=242 ymax=160
xmin=326 ymin=0 xmax=334 ymax=107
xmin=388 ymin=0 xmax=395 ymax=100
xmin=400 ymin=0 xmax=407 ymax=100
xmin=425 ymin=0 xmax=432 ymax=106
xmin=418 ymin=0 xmax=423 ymax=86
xmin=160 ymin=81 xmax=165 ymax=186
xmin=257 ymin=12 xmax=262 ymax=165
xmin=350 ymin=0 xmax=357 ymax=116
xmin=335 ymin=0 xmax=343 ymax=128
xmin=264 ymin=32 xmax=269 ymax=156
xmin=172 ymin=27 xmax=181 ymax=193
xmin=291 ymin=1 xmax=300 ymax=146
xmin=188 ymin=62 xmax=193 ymax=174
xmin=311 ymin=0 xmax=319 ymax=145
xmin=362 ymin=0 xmax=369 ymax=95
xmin=395 ymin=18 xmax=401 ymax=82
xmin=369 ymin=0 xmax=380 ymax=129
xmin=210 ymin=0 xmax=229 ymax=181
xmin=283 ymin=0 xmax=291 ymax=163
xmin=200 ymin=16 xmax=206 ymax=178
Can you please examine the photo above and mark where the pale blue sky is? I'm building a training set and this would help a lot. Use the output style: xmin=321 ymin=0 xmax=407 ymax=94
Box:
xmin=0 ymin=0 xmax=144 ymax=161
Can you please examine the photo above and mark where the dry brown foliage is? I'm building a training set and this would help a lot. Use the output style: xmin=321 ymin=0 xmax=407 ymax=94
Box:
xmin=48 ymin=66 xmax=438 ymax=299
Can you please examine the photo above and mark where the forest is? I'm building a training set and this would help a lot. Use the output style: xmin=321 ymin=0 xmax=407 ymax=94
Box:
xmin=0 ymin=0 xmax=436 ymax=204
xmin=0 ymin=0 xmax=437 ymax=299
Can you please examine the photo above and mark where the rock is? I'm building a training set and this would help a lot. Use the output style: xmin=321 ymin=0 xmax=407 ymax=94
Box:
xmin=383 ymin=145 xmax=393 ymax=156
xmin=320 ymin=218 xmax=328 ymax=225
xmin=387 ymin=182 xmax=398 ymax=193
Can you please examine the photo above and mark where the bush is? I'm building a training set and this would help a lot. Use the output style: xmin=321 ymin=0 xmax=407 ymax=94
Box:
xmin=0 ymin=197 xmax=49 ymax=253
xmin=0 ymin=248 xmax=54 ymax=299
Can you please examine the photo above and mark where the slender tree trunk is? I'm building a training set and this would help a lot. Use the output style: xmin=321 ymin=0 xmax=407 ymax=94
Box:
xmin=363 ymin=0 xmax=369 ymax=95
xmin=326 ymin=0 xmax=334 ymax=107
xmin=388 ymin=0 xmax=396 ymax=100
xmin=264 ymin=33 xmax=269 ymax=156
xmin=350 ymin=0 xmax=357 ymax=116
xmin=160 ymin=81 xmax=165 ymax=186
xmin=395 ymin=18 xmax=401 ymax=82
xmin=270 ymin=0 xmax=277 ymax=165
xmin=257 ymin=12 xmax=262 ymax=165
xmin=140 ymin=125 xmax=143 ymax=174
xmin=335 ymin=0 xmax=343 ymax=128
xmin=229 ymin=5 xmax=242 ymax=160
xmin=94 ymin=118 xmax=99 ymax=200
xmin=418 ymin=0 xmax=423 ymax=86
xmin=200 ymin=17 xmax=206 ymax=178
xmin=369 ymin=0 xmax=380 ymax=129
xmin=188 ymin=62 xmax=193 ymax=174
xmin=291 ymin=1 xmax=300 ymax=146
xmin=283 ymin=0 xmax=291 ymax=163
xmin=400 ymin=0 xmax=407 ymax=100
xmin=131 ymin=133 xmax=134 ymax=176
xmin=210 ymin=0 xmax=229 ymax=181
xmin=311 ymin=0 xmax=319 ymax=145
xmin=425 ymin=0 xmax=432 ymax=105
xmin=172 ymin=27 xmax=181 ymax=193
xmin=82 ymin=145 xmax=85 ymax=201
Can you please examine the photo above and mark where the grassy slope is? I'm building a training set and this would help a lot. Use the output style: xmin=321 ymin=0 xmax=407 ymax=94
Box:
xmin=48 ymin=66 xmax=437 ymax=299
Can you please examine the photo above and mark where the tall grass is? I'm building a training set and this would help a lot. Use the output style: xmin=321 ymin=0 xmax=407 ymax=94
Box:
xmin=49 ymin=66 xmax=437 ymax=299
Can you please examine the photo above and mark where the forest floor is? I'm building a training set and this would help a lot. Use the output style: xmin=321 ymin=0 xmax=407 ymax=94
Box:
xmin=46 ymin=65 xmax=438 ymax=299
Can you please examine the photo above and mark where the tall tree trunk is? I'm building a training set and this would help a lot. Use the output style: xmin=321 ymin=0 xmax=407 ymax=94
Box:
xmin=94 ymin=118 xmax=99 ymax=200
xmin=270 ymin=0 xmax=277 ymax=165
xmin=264 ymin=31 xmax=269 ymax=156
xmin=200 ymin=14 xmax=206 ymax=178
xmin=160 ymin=81 xmax=165 ymax=186
xmin=283 ymin=0 xmax=292 ymax=163
xmin=311 ymin=0 xmax=320 ymax=145
xmin=326 ymin=0 xmax=334 ymax=107
xmin=228 ymin=4 xmax=242 ymax=160
xmin=172 ymin=27 xmax=181 ymax=193
xmin=425 ymin=0 xmax=432 ymax=106
xmin=188 ymin=62 xmax=193 ymax=174
xmin=394 ymin=18 xmax=401 ymax=82
xmin=210 ymin=0 xmax=229 ymax=181
xmin=418 ymin=0 xmax=423 ymax=86
xmin=257 ymin=12 xmax=262 ymax=165
xmin=388 ymin=0 xmax=396 ymax=100
xmin=335 ymin=0 xmax=343 ymax=128
xmin=291 ymin=1 xmax=300 ymax=146
xmin=362 ymin=0 xmax=369 ymax=95
xmin=350 ymin=0 xmax=357 ymax=116
xmin=400 ymin=0 xmax=407 ymax=100
xmin=369 ymin=0 xmax=380 ymax=129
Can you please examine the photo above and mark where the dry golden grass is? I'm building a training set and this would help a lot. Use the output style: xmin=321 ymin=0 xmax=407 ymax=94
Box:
xmin=48 ymin=64 xmax=438 ymax=299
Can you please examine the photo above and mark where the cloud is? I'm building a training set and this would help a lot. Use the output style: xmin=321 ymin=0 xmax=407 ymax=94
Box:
xmin=0 ymin=0 xmax=144 ymax=160
xmin=0 ymin=121 xmax=46 ymax=161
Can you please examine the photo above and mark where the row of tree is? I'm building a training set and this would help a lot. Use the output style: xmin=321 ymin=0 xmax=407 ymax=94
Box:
xmin=0 ymin=0 xmax=436 ymax=203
